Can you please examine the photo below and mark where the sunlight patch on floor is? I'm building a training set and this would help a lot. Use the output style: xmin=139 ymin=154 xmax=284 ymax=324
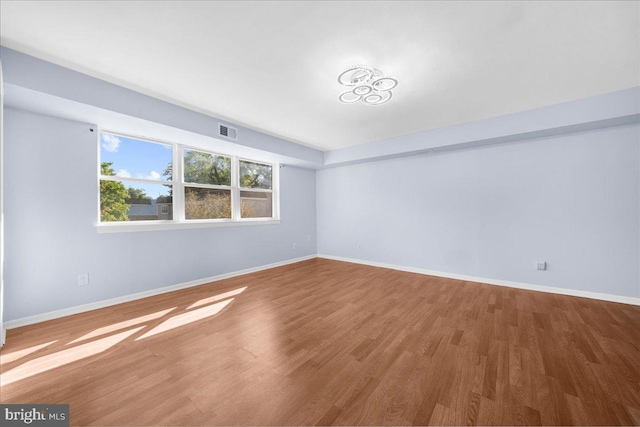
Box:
xmin=0 ymin=340 xmax=58 ymax=365
xmin=187 ymin=287 xmax=247 ymax=309
xmin=1 ymin=327 xmax=144 ymax=386
xmin=69 ymin=308 xmax=176 ymax=344
xmin=137 ymin=298 xmax=234 ymax=340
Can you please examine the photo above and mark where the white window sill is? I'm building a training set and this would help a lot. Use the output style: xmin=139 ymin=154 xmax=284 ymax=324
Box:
xmin=97 ymin=219 xmax=281 ymax=233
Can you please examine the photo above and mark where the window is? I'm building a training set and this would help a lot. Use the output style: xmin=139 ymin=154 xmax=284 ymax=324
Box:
xmin=99 ymin=134 xmax=173 ymax=222
xmin=239 ymin=160 xmax=273 ymax=218
xmin=183 ymin=149 xmax=232 ymax=220
xmin=98 ymin=132 xmax=278 ymax=231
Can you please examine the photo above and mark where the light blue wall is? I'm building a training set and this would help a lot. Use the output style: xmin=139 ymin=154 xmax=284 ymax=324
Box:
xmin=4 ymin=108 xmax=317 ymax=321
xmin=324 ymin=87 xmax=640 ymax=168
xmin=317 ymin=124 xmax=640 ymax=298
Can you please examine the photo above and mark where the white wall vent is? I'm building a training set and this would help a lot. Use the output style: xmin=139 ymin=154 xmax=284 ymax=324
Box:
xmin=219 ymin=124 xmax=238 ymax=140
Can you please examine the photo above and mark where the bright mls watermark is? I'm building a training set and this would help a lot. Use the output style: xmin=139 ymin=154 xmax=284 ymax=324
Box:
xmin=1 ymin=405 xmax=69 ymax=426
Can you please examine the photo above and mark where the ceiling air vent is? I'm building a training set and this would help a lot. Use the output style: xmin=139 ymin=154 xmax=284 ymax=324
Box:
xmin=219 ymin=124 xmax=238 ymax=140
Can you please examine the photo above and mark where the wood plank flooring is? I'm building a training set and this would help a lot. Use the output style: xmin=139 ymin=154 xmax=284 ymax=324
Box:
xmin=1 ymin=258 xmax=639 ymax=425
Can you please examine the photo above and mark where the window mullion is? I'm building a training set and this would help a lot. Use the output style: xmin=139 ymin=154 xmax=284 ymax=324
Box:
xmin=237 ymin=187 xmax=273 ymax=193
xmin=182 ymin=182 xmax=232 ymax=191
xmin=273 ymin=163 xmax=280 ymax=219
xmin=174 ymin=144 xmax=185 ymax=221
xmin=231 ymin=156 xmax=241 ymax=220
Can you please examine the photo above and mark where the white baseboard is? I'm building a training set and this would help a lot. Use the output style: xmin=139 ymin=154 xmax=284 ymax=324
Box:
xmin=5 ymin=253 xmax=638 ymax=330
xmin=4 ymin=255 xmax=317 ymax=329
xmin=317 ymin=254 xmax=640 ymax=306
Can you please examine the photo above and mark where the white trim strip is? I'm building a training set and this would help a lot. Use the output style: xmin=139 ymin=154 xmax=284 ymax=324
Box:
xmin=317 ymin=254 xmax=640 ymax=306
xmin=97 ymin=219 xmax=280 ymax=233
xmin=4 ymin=255 xmax=316 ymax=329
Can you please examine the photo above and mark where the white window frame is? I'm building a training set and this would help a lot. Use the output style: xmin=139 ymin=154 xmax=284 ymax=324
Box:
xmin=238 ymin=157 xmax=278 ymax=221
xmin=97 ymin=130 xmax=280 ymax=233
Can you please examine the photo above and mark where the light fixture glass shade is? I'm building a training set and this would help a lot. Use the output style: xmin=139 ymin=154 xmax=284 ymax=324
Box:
xmin=371 ymin=77 xmax=398 ymax=92
xmin=338 ymin=66 xmax=374 ymax=86
xmin=353 ymin=85 xmax=373 ymax=96
xmin=338 ymin=90 xmax=362 ymax=104
xmin=363 ymin=90 xmax=392 ymax=105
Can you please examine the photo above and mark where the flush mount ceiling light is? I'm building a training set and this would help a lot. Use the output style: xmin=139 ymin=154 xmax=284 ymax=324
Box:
xmin=338 ymin=65 xmax=397 ymax=106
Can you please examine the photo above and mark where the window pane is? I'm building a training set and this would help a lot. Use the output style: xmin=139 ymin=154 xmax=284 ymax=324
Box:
xmin=100 ymin=133 xmax=172 ymax=181
xmin=241 ymin=191 xmax=272 ymax=218
xmin=185 ymin=187 xmax=231 ymax=220
xmin=100 ymin=180 xmax=172 ymax=222
xmin=184 ymin=149 xmax=231 ymax=186
xmin=239 ymin=160 xmax=272 ymax=189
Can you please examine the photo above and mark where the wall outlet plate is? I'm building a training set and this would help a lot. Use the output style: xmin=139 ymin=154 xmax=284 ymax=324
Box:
xmin=536 ymin=262 xmax=547 ymax=271
xmin=78 ymin=273 xmax=89 ymax=286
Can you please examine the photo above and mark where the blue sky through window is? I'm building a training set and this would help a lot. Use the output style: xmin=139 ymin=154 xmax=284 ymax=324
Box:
xmin=100 ymin=133 xmax=173 ymax=198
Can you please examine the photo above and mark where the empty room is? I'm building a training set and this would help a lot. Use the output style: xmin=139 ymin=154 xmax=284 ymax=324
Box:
xmin=0 ymin=1 xmax=639 ymax=426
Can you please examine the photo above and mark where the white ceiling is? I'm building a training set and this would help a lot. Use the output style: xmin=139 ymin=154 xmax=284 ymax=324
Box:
xmin=1 ymin=1 xmax=638 ymax=151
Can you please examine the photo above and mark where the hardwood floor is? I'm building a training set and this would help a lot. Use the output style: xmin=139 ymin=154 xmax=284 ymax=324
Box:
xmin=1 ymin=258 xmax=639 ymax=426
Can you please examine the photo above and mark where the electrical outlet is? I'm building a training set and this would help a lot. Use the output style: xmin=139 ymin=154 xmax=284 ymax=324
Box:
xmin=78 ymin=273 xmax=89 ymax=286
xmin=536 ymin=262 xmax=547 ymax=271
xmin=307 ymin=235 xmax=311 ymax=241
xmin=357 ymin=243 xmax=363 ymax=250
xmin=292 ymin=242 xmax=297 ymax=250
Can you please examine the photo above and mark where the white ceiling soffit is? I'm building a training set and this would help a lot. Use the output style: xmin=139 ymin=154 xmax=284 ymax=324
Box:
xmin=1 ymin=1 xmax=638 ymax=151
